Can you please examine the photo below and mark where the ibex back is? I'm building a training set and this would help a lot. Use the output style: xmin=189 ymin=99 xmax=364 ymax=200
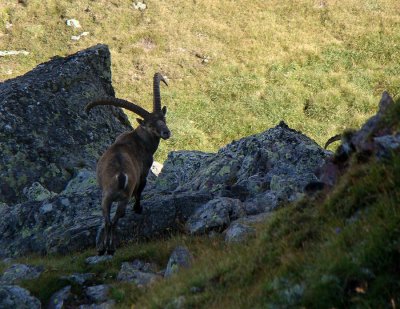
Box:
xmin=85 ymin=73 xmax=170 ymax=255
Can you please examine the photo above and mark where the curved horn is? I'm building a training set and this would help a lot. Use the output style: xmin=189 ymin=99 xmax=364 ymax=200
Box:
xmin=324 ymin=134 xmax=342 ymax=149
xmin=153 ymin=72 xmax=168 ymax=112
xmin=85 ymin=97 xmax=150 ymax=118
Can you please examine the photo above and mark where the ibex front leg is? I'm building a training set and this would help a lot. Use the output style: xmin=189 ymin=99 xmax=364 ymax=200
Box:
xmin=97 ymin=195 xmax=113 ymax=256
xmin=133 ymin=179 xmax=146 ymax=214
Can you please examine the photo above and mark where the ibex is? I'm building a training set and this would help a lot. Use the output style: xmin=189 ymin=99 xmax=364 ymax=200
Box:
xmin=85 ymin=73 xmax=170 ymax=255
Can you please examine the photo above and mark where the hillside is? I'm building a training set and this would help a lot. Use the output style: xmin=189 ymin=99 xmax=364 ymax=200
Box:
xmin=1 ymin=0 xmax=400 ymax=160
xmin=1 ymin=1 xmax=400 ymax=308
xmin=1 ymin=89 xmax=399 ymax=308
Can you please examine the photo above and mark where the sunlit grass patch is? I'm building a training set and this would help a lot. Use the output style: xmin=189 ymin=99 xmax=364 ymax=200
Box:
xmin=1 ymin=0 xmax=400 ymax=160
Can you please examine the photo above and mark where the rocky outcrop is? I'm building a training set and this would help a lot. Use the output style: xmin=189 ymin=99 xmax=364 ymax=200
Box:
xmin=0 ymin=285 xmax=41 ymax=309
xmin=316 ymin=92 xmax=400 ymax=188
xmin=0 ymin=44 xmax=131 ymax=204
xmin=0 ymin=122 xmax=329 ymax=257
xmin=0 ymin=264 xmax=43 ymax=284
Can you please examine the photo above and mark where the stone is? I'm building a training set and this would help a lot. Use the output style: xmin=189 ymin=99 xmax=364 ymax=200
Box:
xmin=47 ymin=285 xmax=72 ymax=309
xmin=117 ymin=262 xmax=161 ymax=286
xmin=0 ymin=50 xmax=29 ymax=57
xmin=0 ymin=44 xmax=132 ymax=205
xmin=0 ymin=285 xmax=41 ymax=309
xmin=71 ymin=32 xmax=90 ymax=41
xmin=23 ymin=182 xmax=57 ymax=202
xmin=85 ymin=284 xmax=110 ymax=303
xmin=186 ymin=197 xmax=245 ymax=235
xmin=133 ymin=1 xmax=147 ymax=10
xmin=0 ymin=264 xmax=43 ymax=284
xmin=62 ymin=273 xmax=94 ymax=285
xmin=66 ymin=19 xmax=81 ymax=28
xmin=374 ymin=134 xmax=400 ymax=158
xmin=224 ymin=222 xmax=256 ymax=243
xmin=85 ymin=256 xmax=113 ymax=265
xmin=164 ymin=246 xmax=193 ymax=278
xmin=151 ymin=161 xmax=163 ymax=176
xmin=243 ymin=192 xmax=278 ymax=216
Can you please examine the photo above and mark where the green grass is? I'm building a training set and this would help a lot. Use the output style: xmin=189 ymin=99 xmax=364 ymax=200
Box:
xmin=1 ymin=0 xmax=400 ymax=160
xmin=6 ymin=139 xmax=399 ymax=307
xmin=132 ymin=142 xmax=400 ymax=308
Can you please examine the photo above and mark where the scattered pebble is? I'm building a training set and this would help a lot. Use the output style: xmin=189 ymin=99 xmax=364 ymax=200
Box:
xmin=0 ymin=50 xmax=29 ymax=57
xmin=133 ymin=1 xmax=147 ymax=11
xmin=66 ymin=19 xmax=82 ymax=28
xmin=71 ymin=32 xmax=90 ymax=41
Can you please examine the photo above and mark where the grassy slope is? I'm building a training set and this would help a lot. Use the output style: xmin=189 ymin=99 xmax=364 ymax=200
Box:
xmin=1 ymin=0 xmax=400 ymax=161
xmin=2 ymin=101 xmax=399 ymax=308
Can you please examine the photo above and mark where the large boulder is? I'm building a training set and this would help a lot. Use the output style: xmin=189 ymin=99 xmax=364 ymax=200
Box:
xmin=0 ymin=285 xmax=41 ymax=309
xmin=0 ymin=121 xmax=328 ymax=257
xmin=154 ymin=121 xmax=329 ymax=203
xmin=0 ymin=44 xmax=132 ymax=204
xmin=0 ymin=171 xmax=212 ymax=257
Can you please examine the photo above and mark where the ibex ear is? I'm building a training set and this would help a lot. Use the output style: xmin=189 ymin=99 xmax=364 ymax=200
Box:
xmin=162 ymin=106 xmax=167 ymax=116
xmin=136 ymin=118 xmax=144 ymax=126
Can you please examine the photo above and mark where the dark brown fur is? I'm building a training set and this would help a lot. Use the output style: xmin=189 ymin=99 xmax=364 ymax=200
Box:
xmin=86 ymin=73 xmax=170 ymax=255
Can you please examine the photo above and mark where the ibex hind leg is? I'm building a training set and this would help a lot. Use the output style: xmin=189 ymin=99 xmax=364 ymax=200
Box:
xmin=108 ymin=199 xmax=129 ymax=255
xmin=97 ymin=195 xmax=113 ymax=256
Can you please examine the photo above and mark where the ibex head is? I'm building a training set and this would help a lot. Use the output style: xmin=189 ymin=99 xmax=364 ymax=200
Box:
xmin=85 ymin=72 xmax=171 ymax=139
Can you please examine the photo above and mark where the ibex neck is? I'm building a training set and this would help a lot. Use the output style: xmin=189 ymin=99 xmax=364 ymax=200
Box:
xmin=135 ymin=126 xmax=160 ymax=155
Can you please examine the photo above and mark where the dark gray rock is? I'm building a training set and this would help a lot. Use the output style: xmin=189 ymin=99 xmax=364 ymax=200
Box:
xmin=0 ymin=263 xmax=43 ymax=284
xmin=186 ymin=197 xmax=245 ymax=235
xmin=164 ymin=246 xmax=193 ymax=278
xmin=0 ymin=44 xmax=131 ymax=205
xmin=85 ymin=284 xmax=110 ymax=303
xmin=85 ymin=256 xmax=113 ymax=265
xmin=47 ymin=285 xmax=72 ymax=309
xmin=0 ymin=171 xmax=211 ymax=258
xmin=120 ymin=259 xmax=158 ymax=273
xmin=0 ymin=285 xmax=41 ymax=309
xmin=374 ymin=134 xmax=400 ymax=158
xmin=156 ymin=121 xmax=328 ymax=203
xmin=0 ymin=121 xmax=328 ymax=257
xmin=243 ymin=192 xmax=278 ymax=216
xmin=117 ymin=262 xmax=161 ymax=286
xmin=61 ymin=273 xmax=95 ymax=285
xmin=224 ymin=222 xmax=256 ymax=243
